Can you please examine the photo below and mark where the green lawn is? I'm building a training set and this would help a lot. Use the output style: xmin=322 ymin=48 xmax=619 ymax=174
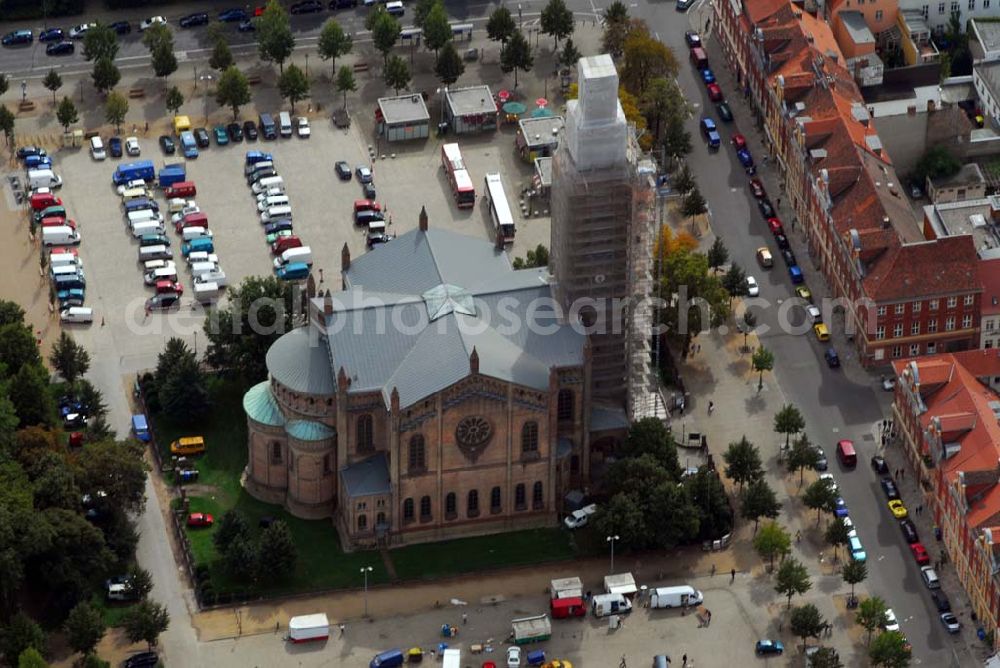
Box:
xmin=150 ymin=378 xmax=584 ymax=598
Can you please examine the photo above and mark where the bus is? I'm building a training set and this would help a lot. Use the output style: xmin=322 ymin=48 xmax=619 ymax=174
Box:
xmin=484 ymin=172 xmax=516 ymax=247
xmin=441 ymin=143 xmax=476 ymax=209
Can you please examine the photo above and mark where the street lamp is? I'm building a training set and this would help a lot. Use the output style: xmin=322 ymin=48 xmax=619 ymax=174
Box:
xmin=360 ymin=566 xmax=373 ymax=617
xmin=198 ymin=73 xmax=214 ymax=125
xmin=21 ymin=80 xmax=27 ymax=103
xmin=518 ymin=3 xmax=523 ymax=29
xmin=606 ymin=535 xmax=619 ymax=573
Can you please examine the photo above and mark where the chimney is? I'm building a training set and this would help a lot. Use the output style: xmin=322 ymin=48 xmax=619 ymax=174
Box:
xmin=337 ymin=366 xmax=350 ymax=391
xmin=419 ymin=205 xmax=428 ymax=232
xmin=306 ymin=273 xmax=316 ymax=299
xmin=469 ymin=346 xmax=479 ymax=374
xmin=907 ymin=105 xmax=917 ymax=116
xmin=390 ymin=387 xmax=400 ymax=413
xmin=927 ymin=99 xmax=936 ymax=112
xmin=323 ymin=290 xmax=334 ymax=317
xmin=341 ymin=243 xmax=351 ymax=272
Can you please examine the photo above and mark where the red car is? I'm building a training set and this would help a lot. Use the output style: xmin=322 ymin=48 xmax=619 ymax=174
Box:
xmin=272 ymin=235 xmax=302 ymax=255
xmin=731 ymin=133 xmax=747 ymax=150
xmin=187 ymin=512 xmax=214 ymax=528
xmin=910 ymin=542 xmax=930 ymax=565
xmin=707 ymin=83 xmax=723 ymax=102
xmin=154 ymin=280 xmax=183 ymax=295
xmin=767 ymin=217 xmax=784 ymax=235
xmin=749 ymin=178 xmax=766 ymax=199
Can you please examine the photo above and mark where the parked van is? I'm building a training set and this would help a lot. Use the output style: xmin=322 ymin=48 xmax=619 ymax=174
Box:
xmin=549 ymin=596 xmax=586 ymax=619
xmin=185 ymin=251 xmax=218 ymax=265
xmin=29 ymin=192 xmax=61 ymax=211
xmin=182 ymin=237 xmax=214 ymax=256
xmin=131 ymin=414 xmax=151 ymax=442
xmin=42 ymin=216 xmax=74 ymax=229
xmin=195 ymin=270 xmax=227 ymax=287
xmin=653 ymin=656 xmax=671 ymax=668
xmin=51 ymin=264 xmax=84 ymax=280
xmin=124 ymin=197 xmax=159 ymax=213
xmin=259 ymin=113 xmax=277 ymax=140
xmin=836 ymin=439 xmax=857 ymax=468
xmin=252 ymin=176 xmax=284 ymax=195
xmin=164 ymin=181 xmax=197 ymax=199
xmin=120 ymin=188 xmax=149 ymax=203
xmin=386 ymin=0 xmax=404 ymax=16
xmin=193 ymin=281 xmax=221 ymax=304
xmin=167 ymin=198 xmax=190 ymax=214
xmin=275 ymin=261 xmax=309 ymax=281
xmin=127 ymin=209 xmax=160 ymax=228
xmin=441 ymin=649 xmax=460 ymax=668
xmin=138 ymin=245 xmax=172 ymax=263
xmin=131 ymin=221 xmax=165 ymax=238
xmin=591 ymin=593 xmax=632 ymax=618
xmin=369 ymin=649 xmax=404 ymax=668
xmin=648 ymin=586 xmax=704 ymax=609
xmin=278 ymin=111 xmax=293 ymax=138
xmin=181 ymin=226 xmax=213 ymax=242
xmin=144 ymin=266 xmax=178 ymax=285
xmin=139 ymin=234 xmax=170 ymax=248
xmin=143 ymin=259 xmax=175 ymax=272
xmin=50 ymin=251 xmax=81 ymax=268
xmin=245 ymin=160 xmax=274 ymax=177
xmin=169 ymin=436 xmax=205 ymax=456
xmin=57 ymin=288 xmax=86 ymax=307
xmin=53 ymin=274 xmax=86 ymax=291
xmin=257 ymin=194 xmax=289 ymax=212
xmin=272 ymin=235 xmax=302 ymax=255
xmin=689 ymin=46 xmax=708 ymax=69
xmin=190 ymin=260 xmax=219 ymax=278
xmin=176 ymin=212 xmax=208 ymax=232
xmin=273 ymin=246 xmax=312 ymax=269
xmin=245 ymin=150 xmax=273 ymax=166
xmin=41 ymin=226 xmax=80 ymax=246
xmin=34 ymin=205 xmax=66 ymax=223
xmin=60 ymin=306 xmax=94 ymax=324
xmin=28 ymin=168 xmax=63 ymax=190
xmin=261 ymin=205 xmax=292 ymax=223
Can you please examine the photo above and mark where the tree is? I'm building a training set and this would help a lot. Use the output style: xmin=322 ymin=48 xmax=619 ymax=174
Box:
xmin=413 ymin=0 xmax=440 ymax=28
xmin=657 ymin=239 xmax=730 ymax=350
xmin=214 ymin=510 xmax=252 ymax=554
xmin=621 ymin=22 xmax=678 ymax=94
xmin=1 ymin=613 xmax=45 ymax=667
xmin=803 ymin=477 xmax=839 ymax=525
xmin=435 ymin=42 xmax=465 ymax=86
xmin=662 ymin=115 xmax=693 ymax=161
xmin=741 ymin=309 xmax=757 ymax=350
xmin=223 ymin=534 xmax=259 ymax=581
xmin=56 ymin=97 xmax=79 ymax=133
xmin=684 ymin=468 xmax=731 ymax=541
xmin=278 ymin=63 xmax=310 ymax=111
xmin=540 ymin=0 xmax=574 ymax=49
xmin=143 ymin=25 xmax=177 ymax=79
xmin=318 ymin=19 xmax=352 ymax=78
xmin=11 ymin=364 xmax=54 ymax=427
xmin=383 ymin=55 xmax=411 ymax=95
xmin=486 ymin=6 xmax=516 ymax=55
xmin=790 ymin=604 xmax=825 ymax=652
xmin=49 ymin=332 xmax=90 ymax=385
xmin=43 ymin=70 xmax=62 ymax=105
xmin=158 ymin=352 xmax=209 ymax=425
xmin=856 ymin=596 xmax=888 ymax=646
xmin=165 ymin=86 xmax=185 ymax=116
xmin=18 ymin=648 xmax=48 ymax=668
xmin=216 ymin=66 xmax=251 ymax=119
xmin=681 ymin=187 xmax=707 ymax=218
xmin=753 ymin=521 xmax=790 ymax=571
xmin=914 ymin=145 xmax=961 ymax=184
xmin=371 ymin=12 xmax=402 ymax=67
xmin=752 ymin=346 xmax=775 ymax=391
xmin=721 ymin=262 xmax=747 ymax=299
xmin=422 ymin=1 xmax=453 ymax=57
xmin=809 ymin=648 xmax=844 ymax=668
xmin=707 ymin=237 xmax=728 ymax=273
xmin=559 ymin=38 xmax=582 ymax=69
xmin=209 ymin=37 xmax=234 ymax=72
xmin=786 ymin=433 xmax=819 ymax=485
xmin=500 ymin=31 xmax=534 ymax=89
xmin=774 ymin=403 xmax=806 ymax=449
xmin=512 ymin=244 xmax=550 ymax=270
xmin=0 ymin=105 xmax=13 ymax=145
xmin=257 ymin=0 xmax=295 ymax=72
xmin=869 ymin=630 xmax=911 ymax=667
xmin=364 ymin=4 xmax=388 ymax=31
xmin=841 ymin=558 xmax=867 ymax=600
xmin=82 ymin=24 xmax=118 ymax=62
xmin=723 ymin=436 xmax=763 ymax=492
xmin=620 ymin=417 xmax=679 ymax=474
xmin=258 ymin=520 xmax=297 ymax=578
xmin=601 ymin=1 xmax=630 ymax=59
xmin=0 ymin=300 xmax=25 ymax=326
xmin=92 ymin=57 xmax=121 ymax=95
xmin=335 ymin=65 xmax=357 ymax=110
xmin=81 ymin=655 xmax=110 ymax=668
xmin=122 ymin=601 xmax=169 ymax=651
xmin=740 ymin=478 xmax=781 ymax=532
xmin=104 ymin=92 xmax=128 ymax=134
xmin=126 ymin=566 xmax=154 ymax=601
xmin=825 ymin=517 xmax=850 ymax=562
xmin=0 ymin=322 xmax=40 ymax=377
xmin=775 ymin=557 xmax=811 ymax=609
xmin=0 ymin=75 xmax=7 ymax=97
xmin=65 ymin=602 xmax=105 ymax=658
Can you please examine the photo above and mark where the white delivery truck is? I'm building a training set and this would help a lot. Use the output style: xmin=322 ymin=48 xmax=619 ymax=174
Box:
xmin=648 ymin=585 xmax=704 ymax=609
xmin=287 ymin=613 xmax=329 ymax=643
xmin=441 ymin=648 xmax=461 ymax=668
xmin=42 ymin=226 xmax=80 ymax=246
xmin=591 ymin=593 xmax=632 ymax=618
xmin=192 ymin=281 xmax=221 ymax=304
xmin=28 ymin=168 xmax=63 ymax=190
xmin=273 ymin=246 xmax=312 ymax=269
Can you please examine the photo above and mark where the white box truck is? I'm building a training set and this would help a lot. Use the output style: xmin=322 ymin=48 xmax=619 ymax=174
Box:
xmin=441 ymin=648 xmax=461 ymax=668
xmin=193 ymin=281 xmax=221 ymax=304
xmin=28 ymin=168 xmax=63 ymax=189
xmin=42 ymin=226 xmax=80 ymax=246
xmin=592 ymin=593 xmax=632 ymax=618
xmin=649 ymin=585 xmax=704 ymax=609
xmin=288 ymin=613 xmax=329 ymax=643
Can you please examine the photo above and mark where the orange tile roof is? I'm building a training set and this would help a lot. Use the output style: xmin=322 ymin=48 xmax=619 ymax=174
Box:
xmin=746 ymin=0 xmax=795 ymax=25
xmin=800 ymin=10 xmax=843 ymax=59
xmin=952 ymin=348 xmax=1000 ymax=377
xmin=863 ymin=236 xmax=979 ymax=301
xmin=979 ymin=258 xmax=1000 ymax=317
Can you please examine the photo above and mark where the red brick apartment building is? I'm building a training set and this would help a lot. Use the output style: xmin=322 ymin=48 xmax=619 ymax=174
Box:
xmin=714 ymin=0 xmax=981 ymax=365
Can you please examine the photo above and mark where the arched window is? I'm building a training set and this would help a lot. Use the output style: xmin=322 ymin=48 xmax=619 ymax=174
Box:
xmin=270 ymin=441 xmax=282 ymax=464
xmin=467 ymin=489 xmax=480 ymax=517
xmin=356 ymin=414 xmax=373 ymax=452
xmin=420 ymin=496 xmax=432 ymax=519
xmin=557 ymin=389 xmax=574 ymax=421
xmin=376 ymin=511 xmax=386 ymax=527
xmin=515 ymin=483 xmax=526 ymax=510
xmin=403 ymin=498 xmax=415 ymax=522
xmin=521 ymin=421 xmax=539 ymax=454
xmin=357 ymin=514 xmax=368 ymax=531
xmin=445 ymin=492 xmax=457 ymax=518
xmin=490 ymin=486 xmax=502 ymax=513
xmin=532 ymin=481 xmax=544 ymax=508
xmin=408 ymin=434 xmax=426 ymax=472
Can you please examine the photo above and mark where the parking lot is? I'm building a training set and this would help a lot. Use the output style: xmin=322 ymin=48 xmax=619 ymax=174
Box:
xmin=55 ymin=116 xmax=549 ymax=363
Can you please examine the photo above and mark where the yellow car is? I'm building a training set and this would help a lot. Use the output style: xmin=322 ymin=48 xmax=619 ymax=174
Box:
xmin=888 ymin=499 xmax=908 ymax=519
xmin=542 ymin=662 xmax=573 ymax=668
xmin=795 ymin=286 xmax=813 ymax=302
xmin=814 ymin=323 xmax=830 ymax=341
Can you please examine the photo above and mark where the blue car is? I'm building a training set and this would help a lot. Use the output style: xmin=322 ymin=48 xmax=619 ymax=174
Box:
xmin=701 ymin=68 xmax=716 ymax=84
xmin=834 ymin=496 xmax=849 ymax=518
xmin=109 ymin=21 xmax=131 ymax=35
xmin=788 ymin=265 xmax=803 ymax=284
xmin=24 ymin=154 xmax=52 ymax=169
xmin=218 ymin=8 xmax=249 ymax=22
xmin=109 ymin=136 xmax=123 ymax=158
xmin=179 ymin=131 xmax=199 ymax=159
xmin=213 ymin=125 xmax=229 ymax=145
xmin=700 ymin=117 xmax=720 ymax=149
xmin=46 ymin=41 xmax=74 ymax=56
xmin=2 ymin=29 xmax=33 ymax=46
xmin=238 ymin=19 xmax=256 ymax=32
xmin=849 ymin=535 xmax=867 ymax=562
xmin=754 ymin=640 xmax=783 ymax=656
xmin=38 ymin=28 xmax=64 ymax=42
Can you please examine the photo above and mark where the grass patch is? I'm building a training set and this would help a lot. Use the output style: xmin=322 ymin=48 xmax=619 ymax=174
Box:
xmin=91 ymin=595 xmax=138 ymax=628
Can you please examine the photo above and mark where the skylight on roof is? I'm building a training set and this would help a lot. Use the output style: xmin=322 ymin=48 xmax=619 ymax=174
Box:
xmin=422 ymin=283 xmax=476 ymax=322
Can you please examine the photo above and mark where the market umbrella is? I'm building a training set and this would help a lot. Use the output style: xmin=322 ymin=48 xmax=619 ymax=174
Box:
xmin=535 ymin=97 xmax=548 ymax=107
xmin=530 ymin=107 xmax=554 ymax=118
xmin=502 ymin=101 xmax=526 ymax=115
xmin=497 ymin=89 xmax=512 ymax=103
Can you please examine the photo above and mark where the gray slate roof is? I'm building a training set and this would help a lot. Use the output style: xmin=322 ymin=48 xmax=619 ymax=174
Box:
xmin=265 ymin=326 xmax=335 ymax=395
xmin=307 ymin=228 xmax=586 ymax=408
xmin=242 ymin=381 xmax=285 ymax=427
xmin=341 ymin=453 xmax=391 ymax=498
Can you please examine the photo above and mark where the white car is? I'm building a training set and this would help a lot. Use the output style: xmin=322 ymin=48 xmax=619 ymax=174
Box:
xmin=68 ymin=23 xmax=96 ymax=39
xmin=139 ymin=16 xmax=167 ymax=31
xmin=562 ymin=503 xmax=597 ymax=530
xmin=125 ymin=136 xmax=141 ymax=156
xmin=117 ymin=178 xmax=147 ymax=195
xmin=746 ymin=275 xmax=759 ymax=297
xmin=90 ymin=136 xmax=106 ymax=161
xmin=806 ymin=305 xmax=822 ymax=323
xmin=171 ymin=206 xmax=200 ymax=224
xmin=297 ymin=117 xmax=311 ymax=137
xmin=818 ymin=473 xmax=837 ymax=492
xmin=883 ymin=608 xmax=899 ymax=631
xmin=506 ymin=646 xmax=521 ymax=667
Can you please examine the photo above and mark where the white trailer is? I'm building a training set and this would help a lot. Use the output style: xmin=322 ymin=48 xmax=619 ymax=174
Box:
xmin=649 ymin=585 xmax=704 ymax=609
xmin=510 ymin=614 xmax=551 ymax=645
xmin=603 ymin=573 xmax=637 ymax=596
xmin=288 ymin=613 xmax=329 ymax=643
xmin=550 ymin=576 xmax=583 ymax=600
xmin=442 ymin=648 xmax=461 ymax=668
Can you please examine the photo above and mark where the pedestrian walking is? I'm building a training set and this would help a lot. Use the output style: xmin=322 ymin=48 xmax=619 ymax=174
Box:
xmin=462 ymin=613 xmax=468 ymax=625
xmin=339 ymin=623 xmax=345 ymax=636
xmin=776 ymin=198 xmax=782 ymax=208
xmin=730 ymin=568 xmax=736 ymax=584
xmin=795 ymin=530 xmax=801 ymax=543
xmin=711 ymin=564 xmax=716 ymax=576
xmin=701 ymin=435 xmax=707 ymax=450
xmin=683 ymin=654 xmax=688 ymax=667
xmin=708 ymin=401 xmax=714 ymax=415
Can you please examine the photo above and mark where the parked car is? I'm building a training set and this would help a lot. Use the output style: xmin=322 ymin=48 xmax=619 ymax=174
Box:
xmin=146 ymin=293 xmax=180 ymax=311
xmin=187 ymin=512 xmax=214 ymax=527
xmin=824 ymin=348 xmax=840 ymax=368
xmin=888 ymin=499 xmax=908 ymax=519
xmin=930 ymin=591 xmax=951 ymax=612
xmin=746 ymin=276 xmax=759 ymax=297
xmin=716 ymin=102 xmax=733 ymax=122
xmin=179 ymin=12 xmax=210 ymax=28
xmin=899 ymin=518 xmax=919 ymax=544
xmin=811 ymin=445 xmax=828 ymax=471
xmin=685 ymin=31 xmax=701 ymax=47
xmin=883 ymin=609 xmax=900 ymax=632
xmin=848 ymin=534 xmax=866 ymax=562
xmin=706 ymin=82 xmax=723 ymax=101
xmin=507 ymin=646 xmax=521 ymax=668
xmin=238 ymin=19 xmax=256 ymax=32
xmin=2 ymin=29 xmax=33 ymax=46
xmin=159 ymin=135 xmax=175 ymax=155
xmin=68 ymin=23 xmax=96 ymax=39
xmin=218 ymin=8 xmax=250 ymax=22
xmin=910 ymin=542 xmax=930 ymax=565
xmin=879 ymin=477 xmax=899 ymax=499
xmin=700 ymin=68 xmax=716 ymax=84
xmin=109 ymin=21 xmax=132 ymax=35
xmin=676 ymin=0 xmax=694 ymax=10
xmin=213 ymin=125 xmax=229 ymax=145
xmin=757 ymin=199 xmax=775 ymax=218
xmin=125 ymin=136 xmax=140 ymax=156
xmin=871 ymin=455 xmax=889 ymax=474
xmin=356 ymin=165 xmax=373 ymax=183
xmin=194 ymin=127 xmax=211 ymax=147
xmin=834 ymin=497 xmax=849 ymax=518
xmin=17 ymin=145 xmax=46 ymax=159
xmin=108 ymin=136 xmax=122 ymax=158
xmin=335 ymin=160 xmax=352 ymax=180
xmin=754 ymin=640 xmax=783 ymax=656
xmin=45 ymin=41 xmax=74 ymax=55
xmin=123 ymin=652 xmax=159 ymax=668
xmin=749 ymin=177 xmax=766 ymax=198
xmin=38 ymin=28 xmax=64 ymax=42
xmin=297 ymin=117 xmax=311 ymax=137
xmin=227 ymin=122 xmax=244 ymax=142
xmin=940 ymin=612 xmax=961 ymax=634
xmin=243 ymin=119 xmax=259 ymax=140
xmin=291 ymin=0 xmax=325 ymax=13
xmin=795 ymin=286 xmax=812 ymax=302
xmin=138 ymin=16 xmax=166 ymax=31
xmin=921 ymin=565 xmax=940 ymax=589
